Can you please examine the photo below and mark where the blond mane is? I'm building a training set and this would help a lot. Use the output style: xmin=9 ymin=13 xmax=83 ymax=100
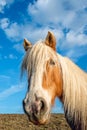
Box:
xmin=58 ymin=54 xmax=87 ymax=130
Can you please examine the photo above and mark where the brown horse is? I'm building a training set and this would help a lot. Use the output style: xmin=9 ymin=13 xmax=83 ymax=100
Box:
xmin=22 ymin=31 xmax=87 ymax=130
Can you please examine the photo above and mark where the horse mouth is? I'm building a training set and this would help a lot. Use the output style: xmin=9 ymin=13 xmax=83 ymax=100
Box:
xmin=26 ymin=107 xmax=50 ymax=125
xmin=23 ymin=102 xmax=50 ymax=125
xmin=27 ymin=111 xmax=50 ymax=125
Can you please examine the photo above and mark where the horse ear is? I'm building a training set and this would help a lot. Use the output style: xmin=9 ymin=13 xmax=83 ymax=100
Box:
xmin=45 ymin=31 xmax=56 ymax=51
xmin=23 ymin=39 xmax=32 ymax=51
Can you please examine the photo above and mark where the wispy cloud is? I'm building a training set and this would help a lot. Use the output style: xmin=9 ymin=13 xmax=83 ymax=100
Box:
xmin=0 ymin=53 xmax=18 ymax=60
xmin=4 ymin=22 xmax=22 ymax=41
xmin=0 ymin=75 xmax=10 ymax=79
xmin=8 ymin=54 xmax=18 ymax=59
xmin=0 ymin=0 xmax=6 ymax=13
xmin=65 ymin=47 xmax=87 ymax=62
xmin=27 ymin=0 xmax=87 ymax=29
xmin=13 ymin=43 xmax=24 ymax=53
xmin=0 ymin=18 xmax=63 ymax=43
xmin=66 ymin=31 xmax=87 ymax=46
xmin=0 ymin=18 xmax=10 ymax=29
xmin=0 ymin=83 xmax=25 ymax=100
xmin=0 ymin=0 xmax=14 ymax=13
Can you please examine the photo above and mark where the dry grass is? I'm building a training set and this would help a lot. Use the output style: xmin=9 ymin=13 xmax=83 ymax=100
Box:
xmin=0 ymin=114 xmax=71 ymax=130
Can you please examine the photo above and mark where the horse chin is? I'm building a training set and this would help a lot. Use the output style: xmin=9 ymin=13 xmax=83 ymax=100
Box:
xmin=30 ymin=118 xmax=49 ymax=125
xmin=28 ymin=112 xmax=50 ymax=125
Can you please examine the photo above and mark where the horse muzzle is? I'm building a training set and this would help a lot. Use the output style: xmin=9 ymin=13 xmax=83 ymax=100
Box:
xmin=23 ymin=96 xmax=50 ymax=125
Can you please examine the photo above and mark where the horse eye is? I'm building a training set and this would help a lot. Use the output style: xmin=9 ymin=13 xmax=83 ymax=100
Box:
xmin=50 ymin=59 xmax=55 ymax=65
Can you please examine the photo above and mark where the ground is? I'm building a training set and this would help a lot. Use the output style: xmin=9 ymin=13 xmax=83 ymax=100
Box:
xmin=0 ymin=114 xmax=71 ymax=130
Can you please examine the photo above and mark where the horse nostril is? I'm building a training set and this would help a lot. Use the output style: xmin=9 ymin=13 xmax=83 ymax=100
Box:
xmin=39 ymin=98 xmax=47 ymax=114
xmin=31 ymin=98 xmax=47 ymax=121
xmin=40 ymin=100 xmax=45 ymax=111
xmin=34 ymin=94 xmax=47 ymax=114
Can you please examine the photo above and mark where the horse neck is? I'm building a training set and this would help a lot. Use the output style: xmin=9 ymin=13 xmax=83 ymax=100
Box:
xmin=58 ymin=54 xmax=87 ymax=130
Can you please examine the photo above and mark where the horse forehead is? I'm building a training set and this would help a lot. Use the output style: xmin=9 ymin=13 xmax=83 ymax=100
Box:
xmin=27 ymin=42 xmax=58 ymax=73
xmin=31 ymin=43 xmax=57 ymax=60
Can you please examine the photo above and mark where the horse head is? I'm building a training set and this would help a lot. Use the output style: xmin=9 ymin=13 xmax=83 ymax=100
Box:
xmin=22 ymin=32 xmax=63 ymax=125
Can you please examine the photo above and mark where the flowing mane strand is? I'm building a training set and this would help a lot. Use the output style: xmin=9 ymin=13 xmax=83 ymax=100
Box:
xmin=58 ymin=54 xmax=87 ymax=130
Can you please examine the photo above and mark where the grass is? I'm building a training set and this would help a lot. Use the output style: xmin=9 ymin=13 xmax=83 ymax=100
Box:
xmin=0 ymin=114 xmax=71 ymax=130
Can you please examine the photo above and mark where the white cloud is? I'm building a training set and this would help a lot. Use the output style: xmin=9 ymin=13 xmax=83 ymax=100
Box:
xmin=0 ymin=18 xmax=10 ymax=29
xmin=66 ymin=31 xmax=87 ymax=46
xmin=59 ymin=33 xmax=87 ymax=62
xmin=27 ymin=0 xmax=87 ymax=29
xmin=28 ymin=0 xmax=64 ymax=24
xmin=0 ymin=17 xmax=64 ymax=43
xmin=13 ymin=43 xmax=24 ymax=53
xmin=0 ymin=0 xmax=6 ymax=13
xmin=5 ymin=22 xmax=22 ymax=41
xmin=0 ymin=0 xmax=14 ymax=13
xmin=0 ymin=83 xmax=25 ymax=100
xmin=65 ymin=48 xmax=87 ymax=62
xmin=0 ymin=19 xmax=31 ymax=42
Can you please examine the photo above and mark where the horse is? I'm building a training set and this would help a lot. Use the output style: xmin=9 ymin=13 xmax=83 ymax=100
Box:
xmin=22 ymin=31 xmax=87 ymax=130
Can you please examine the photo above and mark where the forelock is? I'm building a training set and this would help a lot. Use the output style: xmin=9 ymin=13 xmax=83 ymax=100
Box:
xmin=21 ymin=40 xmax=58 ymax=76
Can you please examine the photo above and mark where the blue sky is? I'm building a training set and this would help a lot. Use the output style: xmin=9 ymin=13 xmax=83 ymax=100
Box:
xmin=0 ymin=0 xmax=87 ymax=114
